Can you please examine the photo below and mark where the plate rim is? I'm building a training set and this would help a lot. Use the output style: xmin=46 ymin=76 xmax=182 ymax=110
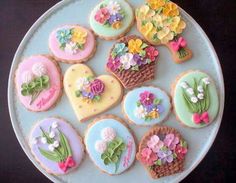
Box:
xmin=7 ymin=0 xmax=225 ymax=182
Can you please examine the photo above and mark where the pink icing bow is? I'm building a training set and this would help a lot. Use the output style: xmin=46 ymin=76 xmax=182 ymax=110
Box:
xmin=193 ymin=112 xmax=209 ymax=124
xmin=58 ymin=156 xmax=76 ymax=172
xmin=170 ymin=37 xmax=187 ymax=52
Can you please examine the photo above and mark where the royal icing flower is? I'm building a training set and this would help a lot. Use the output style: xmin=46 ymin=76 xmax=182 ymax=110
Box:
xmin=137 ymin=5 xmax=155 ymax=19
xmin=41 ymin=137 xmax=47 ymax=144
xmin=147 ymin=0 xmax=166 ymax=10
xmin=76 ymin=77 xmax=89 ymax=90
xmin=157 ymin=26 xmax=174 ymax=44
xmin=71 ymin=28 xmax=87 ymax=45
xmin=145 ymin=46 xmax=159 ymax=61
xmin=107 ymin=1 xmax=121 ymax=15
xmin=64 ymin=42 xmax=78 ymax=55
xmin=186 ymin=88 xmax=194 ymax=95
xmin=197 ymin=85 xmax=204 ymax=93
xmin=107 ymin=57 xmax=121 ymax=71
xmin=120 ymin=53 xmax=136 ymax=70
xmin=147 ymin=135 xmax=164 ymax=152
xmin=53 ymin=140 xmax=59 ymax=148
xmin=111 ymin=43 xmax=128 ymax=57
xmin=128 ymin=39 xmax=143 ymax=54
xmin=140 ymin=147 xmax=158 ymax=166
xmin=202 ymin=77 xmax=210 ymax=85
xmin=157 ymin=148 xmax=174 ymax=164
xmin=109 ymin=13 xmax=123 ymax=24
xmin=21 ymin=71 xmax=34 ymax=84
xmin=140 ymin=91 xmax=155 ymax=106
xmin=175 ymin=144 xmax=187 ymax=160
xmin=95 ymin=140 xmax=107 ymax=154
xmin=112 ymin=21 xmax=122 ymax=29
xmin=52 ymin=121 xmax=58 ymax=129
xmin=140 ymin=22 xmax=154 ymax=37
xmin=164 ymin=134 xmax=179 ymax=150
xmin=134 ymin=105 xmax=147 ymax=118
xmin=32 ymin=63 xmax=47 ymax=77
xmin=48 ymin=144 xmax=55 ymax=152
xmin=180 ymin=82 xmax=188 ymax=89
xmin=170 ymin=17 xmax=186 ymax=34
xmin=49 ymin=131 xmax=56 ymax=138
xmin=101 ymin=127 xmax=116 ymax=142
xmin=95 ymin=8 xmax=111 ymax=24
xmin=56 ymin=29 xmax=72 ymax=44
xmin=197 ymin=93 xmax=204 ymax=100
xmin=163 ymin=2 xmax=179 ymax=17
xmin=90 ymin=79 xmax=105 ymax=95
xmin=190 ymin=96 xmax=198 ymax=103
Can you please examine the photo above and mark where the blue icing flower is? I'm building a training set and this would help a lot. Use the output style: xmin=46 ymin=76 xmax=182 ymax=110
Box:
xmin=111 ymin=43 xmax=128 ymax=58
xmin=108 ymin=13 xmax=123 ymax=24
xmin=56 ymin=29 xmax=72 ymax=45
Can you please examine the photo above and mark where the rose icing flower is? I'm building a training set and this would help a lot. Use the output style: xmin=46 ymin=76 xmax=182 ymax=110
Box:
xmin=101 ymin=127 xmax=116 ymax=142
xmin=95 ymin=8 xmax=111 ymax=24
xmin=147 ymin=135 xmax=164 ymax=152
xmin=90 ymin=79 xmax=105 ymax=95
xmin=175 ymin=145 xmax=187 ymax=160
xmin=164 ymin=133 xmax=179 ymax=150
xmin=140 ymin=147 xmax=158 ymax=166
xmin=140 ymin=91 xmax=155 ymax=106
xmin=145 ymin=46 xmax=159 ymax=61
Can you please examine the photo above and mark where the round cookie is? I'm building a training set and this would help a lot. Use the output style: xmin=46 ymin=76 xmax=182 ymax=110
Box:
xmin=64 ymin=64 xmax=123 ymax=122
xmin=29 ymin=117 xmax=84 ymax=175
xmin=90 ymin=0 xmax=134 ymax=40
xmin=136 ymin=125 xmax=188 ymax=179
xmin=85 ymin=115 xmax=136 ymax=175
xmin=135 ymin=0 xmax=192 ymax=63
xmin=49 ymin=25 xmax=96 ymax=63
xmin=171 ymin=70 xmax=219 ymax=128
xmin=123 ymin=86 xmax=171 ymax=126
xmin=106 ymin=35 xmax=159 ymax=89
xmin=15 ymin=55 xmax=62 ymax=112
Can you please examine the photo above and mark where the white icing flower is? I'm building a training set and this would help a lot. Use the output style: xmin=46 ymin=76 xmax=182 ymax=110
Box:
xmin=186 ymin=88 xmax=194 ymax=95
xmin=197 ymin=93 xmax=204 ymax=100
xmin=120 ymin=53 xmax=136 ymax=70
xmin=21 ymin=71 xmax=34 ymax=83
xmin=101 ymin=127 xmax=116 ymax=142
xmin=48 ymin=144 xmax=55 ymax=152
xmin=32 ymin=63 xmax=47 ymax=77
xmin=95 ymin=140 xmax=107 ymax=153
xmin=31 ymin=137 xmax=38 ymax=145
xmin=202 ymin=77 xmax=210 ymax=85
xmin=190 ymin=96 xmax=198 ymax=103
xmin=53 ymin=140 xmax=59 ymax=148
xmin=107 ymin=1 xmax=121 ymax=15
xmin=65 ymin=42 xmax=78 ymax=55
xmin=180 ymin=82 xmax=188 ymax=89
xmin=41 ymin=137 xmax=47 ymax=144
xmin=197 ymin=85 xmax=204 ymax=93
xmin=134 ymin=105 xmax=146 ymax=119
xmin=49 ymin=131 xmax=55 ymax=138
xmin=76 ymin=77 xmax=89 ymax=90
xmin=52 ymin=121 xmax=58 ymax=129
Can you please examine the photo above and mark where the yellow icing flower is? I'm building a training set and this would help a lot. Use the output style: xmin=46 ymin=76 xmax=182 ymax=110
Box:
xmin=140 ymin=22 xmax=154 ymax=36
xmin=148 ymin=110 xmax=159 ymax=119
xmin=71 ymin=28 xmax=87 ymax=45
xmin=147 ymin=0 xmax=166 ymax=10
xmin=128 ymin=39 xmax=143 ymax=54
xmin=112 ymin=21 xmax=122 ymax=29
xmin=157 ymin=27 xmax=174 ymax=44
xmin=137 ymin=5 xmax=155 ymax=19
xmin=163 ymin=2 xmax=179 ymax=17
xmin=170 ymin=17 xmax=186 ymax=34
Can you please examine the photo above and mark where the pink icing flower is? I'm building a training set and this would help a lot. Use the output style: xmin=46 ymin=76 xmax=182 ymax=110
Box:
xmin=145 ymin=46 xmax=159 ymax=61
xmin=164 ymin=133 xmax=179 ymax=150
xmin=90 ymin=79 xmax=105 ymax=95
xmin=140 ymin=91 xmax=155 ymax=106
xmin=94 ymin=8 xmax=111 ymax=24
xmin=107 ymin=57 xmax=121 ymax=71
xmin=175 ymin=145 xmax=187 ymax=160
xmin=147 ymin=135 xmax=164 ymax=153
xmin=140 ymin=148 xmax=158 ymax=166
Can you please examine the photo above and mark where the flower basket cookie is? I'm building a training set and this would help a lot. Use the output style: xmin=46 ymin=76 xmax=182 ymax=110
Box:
xmin=136 ymin=125 xmax=188 ymax=179
xmin=106 ymin=35 xmax=159 ymax=89
xmin=171 ymin=70 xmax=219 ymax=128
xmin=136 ymin=0 xmax=192 ymax=63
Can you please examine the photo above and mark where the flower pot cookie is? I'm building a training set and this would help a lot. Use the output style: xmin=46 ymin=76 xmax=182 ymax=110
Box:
xmin=136 ymin=0 xmax=192 ymax=63
xmin=15 ymin=55 xmax=62 ymax=112
xmin=64 ymin=64 xmax=123 ymax=122
xmin=29 ymin=117 xmax=84 ymax=175
xmin=90 ymin=0 xmax=134 ymax=40
xmin=136 ymin=126 xmax=188 ymax=179
xmin=106 ymin=35 xmax=159 ymax=89
xmin=122 ymin=86 xmax=171 ymax=126
xmin=49 ymin=25 xmax=96 ymax=63
xmin=171 ymin=70 xmax=219 ymax=128
xmin=85 ymin=115 xmax=136 ymax=175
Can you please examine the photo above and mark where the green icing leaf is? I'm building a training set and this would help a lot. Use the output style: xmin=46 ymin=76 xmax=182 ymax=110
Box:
xmin=141 ymin=20 xmax=148 ymax=26
xmin=152 ymin=33 xmax=160 ymax=41
xmin=139 ymin=50 xmax=146 ymax=57
xmin=141 ymin=43 xmax=148 ymax=49
xmin=136 ymin=101 xmax=141 ymax=107
xmin=155 ymin=159 xmax=162 ymax=166
xmin=75 ymin=90 xmax=81 ymax=97
xmin=182 ymin=89 xmax=196 ymax=113
xmin=131 ymin=65 xmax=139 ymax=71
xmin=154 ymin=98 xmax=161 ymax=105
xmin=58 ymin=129 xmax=72 ymax=157
xmin=94 ymin=95 xmax=101 ymax=101
xmin=204 ymin=84 xmax=210 ymax=111
xmin=38 ymin=148 xmax=61 ymax=162
xmin=178 ymin=48 xmax=188 ymax=59
xmin=146 ymin=59 xmax=151 ymax=64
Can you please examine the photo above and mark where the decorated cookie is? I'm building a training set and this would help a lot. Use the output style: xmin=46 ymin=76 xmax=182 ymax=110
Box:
xmin=49 ymin=25 xmax=96 ymax=63
xmin=29 ymin=117 xmax=84 ymax=175
xmin=90 ymin=0 xmax=134 ymax=40
xmin=15 ymin=55 xmax=62 ymax=112
xmin=64 ymin=64 xmax=123 ymax=122
xmin=123 ymin=86 xmax=171 ymax=126
xmin=106 ymin=35 xmax=159 ymax=89
xmin=135 ymin=0 xmax=192 ymax=63
xmin=85 ymin=115 xmax=136 ymax=175
xmin=172 ymin=70 xmax=219 ymax=128
xmin=136 ymin=126 xmax=188 ymax=179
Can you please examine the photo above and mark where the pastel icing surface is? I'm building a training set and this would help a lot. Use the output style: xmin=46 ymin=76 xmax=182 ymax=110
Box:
xmin=85 ymin=118 xmax=136 ymax=175
xmin=15 ymin=55 xmax=61 ymax=111
xmin=49 ymin=25 xmax=95 ymax=61
xmin=30 ymin=118 xmax=84 ymax=174
xmin=173 ymin=71 xmax=219 ymax=128
xmin=64 ymin=64 xmax=122 ymax=122
xmin=90 ymin=0 xmax=134 ymax=38
xmin=123 ymin=86 xmax=171 ymax=126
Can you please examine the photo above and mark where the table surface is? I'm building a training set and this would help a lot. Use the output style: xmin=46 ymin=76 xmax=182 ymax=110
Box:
xmin=0 ymin=0 xmax=235 ymax=182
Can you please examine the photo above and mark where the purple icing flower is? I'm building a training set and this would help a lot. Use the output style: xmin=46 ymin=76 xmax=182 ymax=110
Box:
xmin=163 ymin=134 xmax=179 ymax=150
xmin=157 ymin=148 xmax=174 ymax=164
xmin=157 ymin=104 xmax=164 ymax=114
xmin=145 ymin=104 xmax=156 ymax=113
xmin=133 ymin=54 xmax=148 ymax=66
xmin=107 ymin=57 xmax=121 ymax=71
xmin=90 ymin=79 xmax=105 ymax=95
xmin=82 ymin=91 xmax=89 ymax=97
xmin=108 ymin=13 xmax=123 ymax=24
xmin=140 ymin=91 xmax=155 ymax=106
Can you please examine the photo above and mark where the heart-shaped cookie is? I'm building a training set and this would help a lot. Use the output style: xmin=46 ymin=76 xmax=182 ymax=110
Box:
xmin=64 ymin=64 xmax=123 ymax=122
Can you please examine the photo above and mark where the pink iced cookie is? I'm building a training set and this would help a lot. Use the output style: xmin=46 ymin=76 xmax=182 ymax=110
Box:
xmin=15 ymin=55 xmax=62 ymax=112
xmin=49 ymin=25 xmax=96 ymax=64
